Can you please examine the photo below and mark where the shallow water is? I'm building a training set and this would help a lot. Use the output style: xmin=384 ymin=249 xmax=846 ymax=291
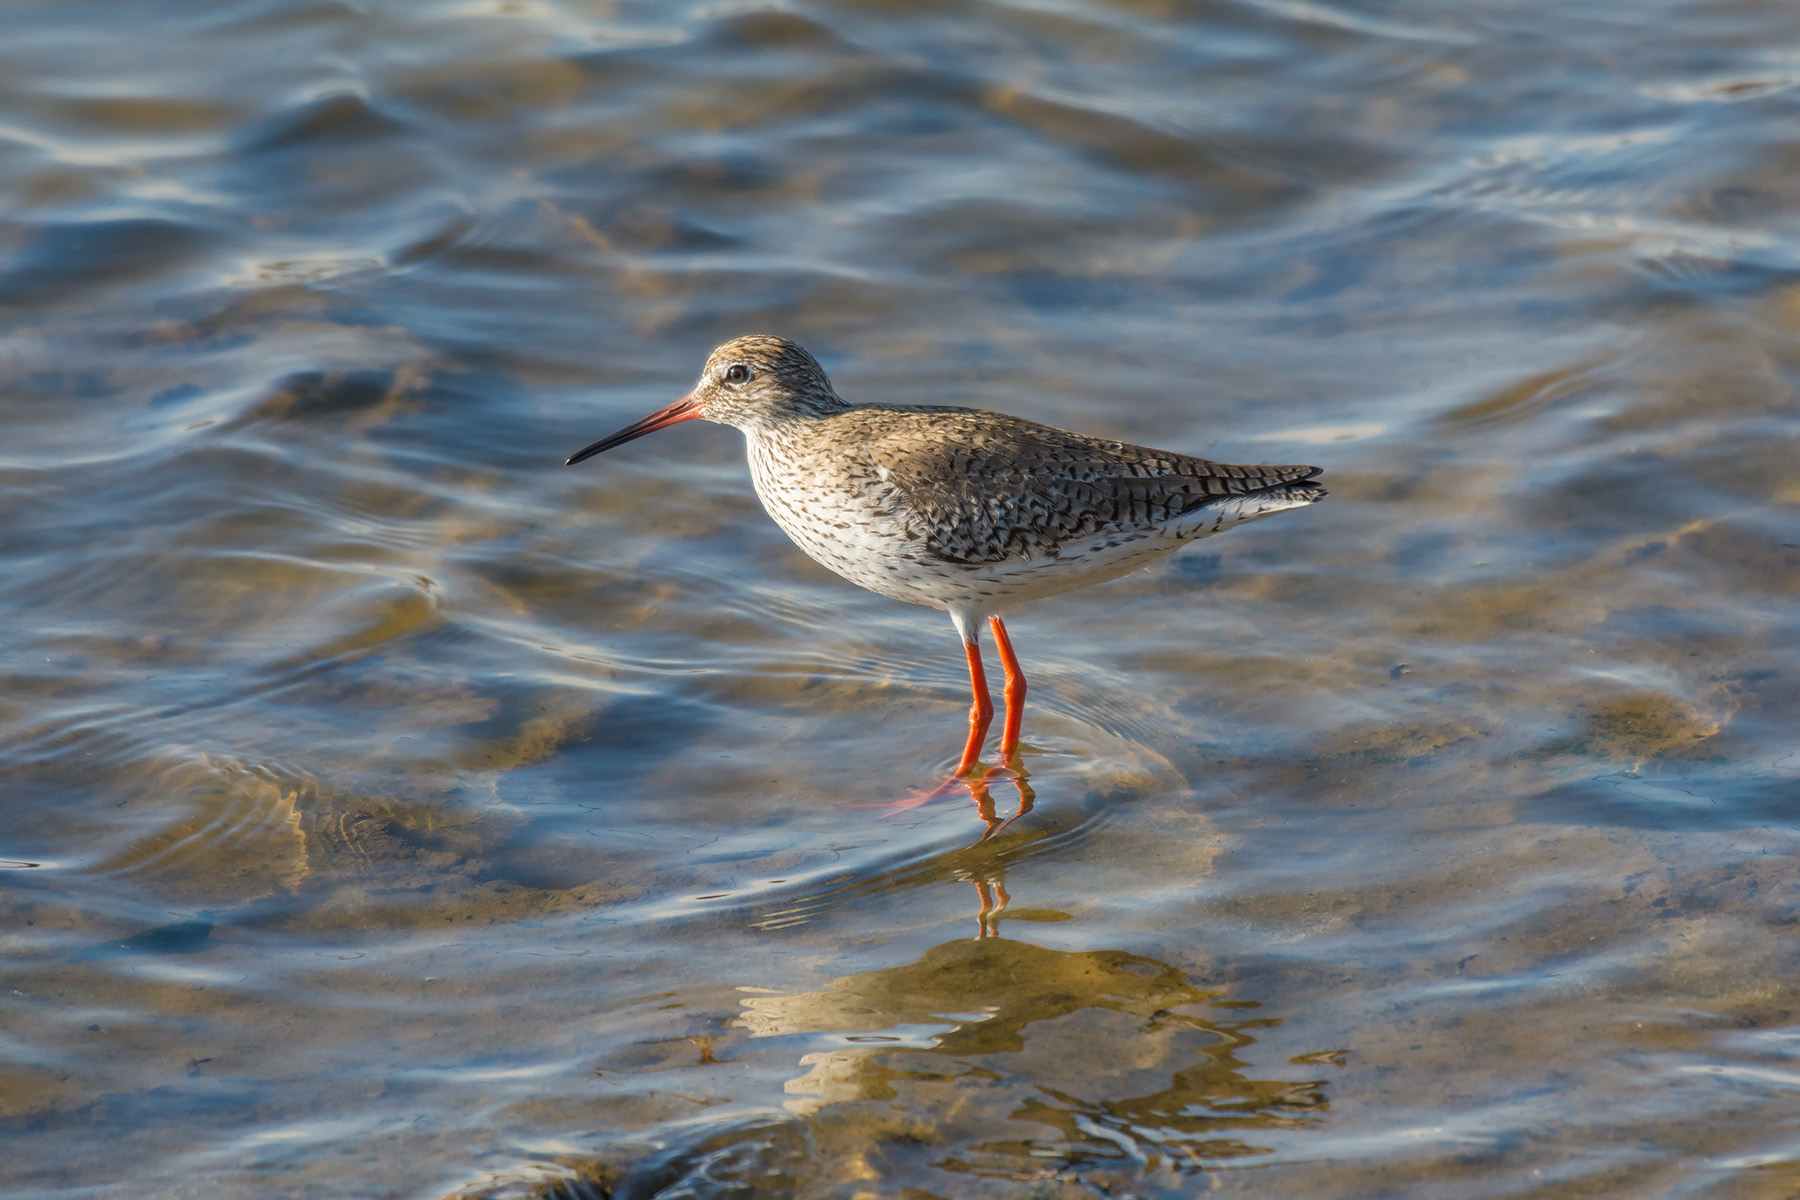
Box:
xmin=3 ymin=0 xmax=1799 ymax=1196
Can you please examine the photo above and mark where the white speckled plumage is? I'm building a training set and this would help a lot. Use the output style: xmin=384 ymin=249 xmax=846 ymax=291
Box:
xmin=742 ymin=402 xmax=1323 ymax=628
xmin=566 ymin=335 xmax=1327 ymax=772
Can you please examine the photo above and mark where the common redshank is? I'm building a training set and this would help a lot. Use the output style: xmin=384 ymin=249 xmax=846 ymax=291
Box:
xmin=567 ymin=336 xmax=1325 ymax=777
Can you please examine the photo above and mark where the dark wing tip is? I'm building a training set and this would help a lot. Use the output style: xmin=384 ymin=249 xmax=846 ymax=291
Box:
xmin=1242 ymin=463 xmax=1323 ymax=490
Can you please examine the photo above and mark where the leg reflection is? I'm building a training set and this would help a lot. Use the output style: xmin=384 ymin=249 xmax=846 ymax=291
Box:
xmin=848 ymin=748 xmax=1036 ymax=832
xmin=963 ymin=763 xmax=1033 ymax=938
xmin=973 ymin=877 xmax=1011 ymax=938
xmin=963 ymin=760 xmax=1035 ymax=844
xmin=848 ymin=730 xmax=1038 ymax=941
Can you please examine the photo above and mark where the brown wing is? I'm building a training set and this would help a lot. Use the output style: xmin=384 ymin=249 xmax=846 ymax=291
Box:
xmin=857 ymin=407 xmax=1322 ymax=565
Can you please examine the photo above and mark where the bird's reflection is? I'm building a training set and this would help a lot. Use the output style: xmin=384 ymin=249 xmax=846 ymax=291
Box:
xmin=972 ymin=874 xmax=1009 ymax=938
xmin=965 ymin=758 xmax=1035 ymax=845
xmin=854 ymin=757 xmax=1036 ymax=937
xmin=856 ymin=755 xmax=1033 ymax=838
xmin=963 ymin=765 xmax=1031 ymax=937
xmin=734 ymin=937 xmax=1334 ymax=1182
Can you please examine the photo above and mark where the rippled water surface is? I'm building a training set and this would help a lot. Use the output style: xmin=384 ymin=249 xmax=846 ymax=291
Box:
xmin=4 ymin=0 xmax=1800 ymax=1196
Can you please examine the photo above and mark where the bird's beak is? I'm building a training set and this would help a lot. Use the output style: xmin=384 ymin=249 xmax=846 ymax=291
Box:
xmin=564 ymin=393 xmax=706 ymax=465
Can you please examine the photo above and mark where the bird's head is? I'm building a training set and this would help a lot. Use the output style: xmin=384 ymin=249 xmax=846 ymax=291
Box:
xmin=565 ymin=335 xmax=842 ymax=465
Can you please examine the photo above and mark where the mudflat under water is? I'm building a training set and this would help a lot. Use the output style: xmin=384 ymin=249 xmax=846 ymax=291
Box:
xmin=3 ymin=1 xmax=1799 ymax=1197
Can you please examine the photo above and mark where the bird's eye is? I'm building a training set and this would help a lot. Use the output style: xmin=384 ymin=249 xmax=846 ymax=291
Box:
xmin=724 ymin=363 xmax=752 ymax=385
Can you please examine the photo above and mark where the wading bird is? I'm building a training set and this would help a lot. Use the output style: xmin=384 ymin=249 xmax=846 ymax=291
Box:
xmin=567 ymin=336 xmax=1324 ymax=777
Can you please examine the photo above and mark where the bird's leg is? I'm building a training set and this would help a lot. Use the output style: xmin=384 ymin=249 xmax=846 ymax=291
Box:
xmin=956 ymin=636 xmax=995 ymax=777
xmin=988 ymin=616 xmax=1027 ymax=768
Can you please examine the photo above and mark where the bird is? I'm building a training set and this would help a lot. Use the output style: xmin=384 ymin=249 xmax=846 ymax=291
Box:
xmin=566 ymin=336 xmax=1325 ymax=778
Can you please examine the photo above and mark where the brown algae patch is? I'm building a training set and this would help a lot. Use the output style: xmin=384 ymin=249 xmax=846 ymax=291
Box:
xmin=1536 ymin=690 xmax=1722 ymax=765
xmin=1308 ymin=719 xmax=1492 ymax=766
xmin=453 ymin=693 xmax=604 ymax=772
xmin=87 ymin=754 xmax=311 ymax=905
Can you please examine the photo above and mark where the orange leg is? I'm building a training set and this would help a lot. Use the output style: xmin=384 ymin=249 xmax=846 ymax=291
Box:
xmin=955 ymin=637 xmax=995 ymax=776
xmin=988 ymin=616 xmax=1027 ymax=764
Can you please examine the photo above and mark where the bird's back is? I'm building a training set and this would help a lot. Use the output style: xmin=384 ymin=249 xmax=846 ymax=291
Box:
xmin=743 ymin=402 xmax=1323 ymax=613
xmin=816 ymin=404 xmax=1322 ymax=563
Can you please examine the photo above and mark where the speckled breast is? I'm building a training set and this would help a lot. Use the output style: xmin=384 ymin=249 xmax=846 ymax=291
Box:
xmin=745 ymin=435 xmax=953 ymax=607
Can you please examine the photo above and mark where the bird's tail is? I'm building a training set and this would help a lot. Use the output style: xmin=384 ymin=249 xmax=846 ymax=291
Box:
xmin=1176 ymin=479 xmax=1326 ymax=538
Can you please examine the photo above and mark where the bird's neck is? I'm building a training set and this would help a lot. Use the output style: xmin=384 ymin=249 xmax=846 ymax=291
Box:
xmin=736 ymin=393 xmax=849 ymax=438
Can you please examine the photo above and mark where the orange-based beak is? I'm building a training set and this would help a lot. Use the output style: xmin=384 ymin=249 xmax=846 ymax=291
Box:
xmin=564 ymin=393 xmax=706 ymax=465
